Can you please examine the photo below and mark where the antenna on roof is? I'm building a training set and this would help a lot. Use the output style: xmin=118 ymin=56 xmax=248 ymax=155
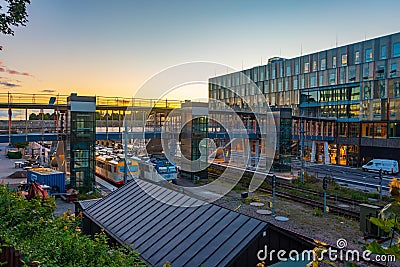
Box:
xmin=335 ymin=34 xmax=338 ymax=48
xmin=300 ymin=44 xmax=303 ymax=56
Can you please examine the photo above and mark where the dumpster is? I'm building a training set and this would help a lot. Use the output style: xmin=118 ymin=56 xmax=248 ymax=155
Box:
xmin=27 ymin=168 xmax=66 ymax=194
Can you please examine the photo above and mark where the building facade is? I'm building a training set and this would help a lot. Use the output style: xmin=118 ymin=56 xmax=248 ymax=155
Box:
xmin=209 ymin=32 xmax=400 ymax=167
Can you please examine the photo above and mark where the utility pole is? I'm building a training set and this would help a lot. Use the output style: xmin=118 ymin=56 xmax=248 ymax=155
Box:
xmin=379 ymin=169 xmax=383 ymax=200
xmin=272 ymin=174 xmax=276 ymax=216
xmin=300 ymin=121 xmax=305 ymax=183
xmin=123 ymin=122 xmax=128 ymax=185
xmin=323 ymin=176 xmax=327 ymax=216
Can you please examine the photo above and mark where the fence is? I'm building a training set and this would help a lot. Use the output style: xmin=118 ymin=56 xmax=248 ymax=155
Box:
xmin=0 ymin=239 xmax=38 ymax=267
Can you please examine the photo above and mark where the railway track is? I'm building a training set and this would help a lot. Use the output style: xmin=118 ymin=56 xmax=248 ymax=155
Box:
xmin=208 ymin=172 xmax=361 ymax=220
xmin=277 ymin=182 xmax=362 ymax=206
xmin=258 ymin=187 xmax=360 ymax=220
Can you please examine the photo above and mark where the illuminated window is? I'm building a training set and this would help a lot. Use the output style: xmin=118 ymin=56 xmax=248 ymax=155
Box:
xmin=365 ymin=48 xmax=373 ymax=62
xmin=332 ymin=56 xmax=337 ymax=68
xmin=304 ymin=62 xmax=310 ymax=73
xmin=363 ymin=82 xmax=371 ymax=100
xmin=341 ymin=54 xmax=347 ymax=66
xmin=355 ymin=51 xmax=360 ymax=64
xmin=313 ymin=60 xmax=317 ymax=71
xmin=373 ymin=101 xmax=381 ymax=118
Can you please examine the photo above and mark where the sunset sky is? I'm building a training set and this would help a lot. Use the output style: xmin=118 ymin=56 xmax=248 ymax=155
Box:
xmin=2 ymin=0 xmax=400 ymax=100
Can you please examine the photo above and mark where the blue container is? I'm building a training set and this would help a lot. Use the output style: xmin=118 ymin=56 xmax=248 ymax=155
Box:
xmin=27 ymin=168 xmax=66 ymax=193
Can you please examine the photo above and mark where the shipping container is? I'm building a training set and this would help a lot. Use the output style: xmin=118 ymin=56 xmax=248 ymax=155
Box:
xmin=27 ymin=168 xmax=66 ymax=193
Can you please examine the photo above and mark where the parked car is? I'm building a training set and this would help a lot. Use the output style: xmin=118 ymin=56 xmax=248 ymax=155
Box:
xmin=362 ymin=159 xmax=399 ymax=174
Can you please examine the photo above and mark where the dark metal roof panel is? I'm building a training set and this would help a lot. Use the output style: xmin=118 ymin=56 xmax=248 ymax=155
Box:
xmin=77 ymin=198 xmax=101 ymax=210
xmin=84 ymin=180 xmax=268 ymax=267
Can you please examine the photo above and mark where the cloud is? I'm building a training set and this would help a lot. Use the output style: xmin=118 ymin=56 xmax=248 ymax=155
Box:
xmin=7 ymin=69 xmax=31 ymax=76
xmin=0 ymin=81 xmax=20 ymax=88
xmin=41 ymin=89 xmax=56 ymax=93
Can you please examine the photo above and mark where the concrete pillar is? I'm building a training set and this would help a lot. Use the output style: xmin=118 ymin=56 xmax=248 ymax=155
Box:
xmin=310 ymin=141 xmax=316 ymax=162
xmin=324 ymin=142 xmax=329 ymax=164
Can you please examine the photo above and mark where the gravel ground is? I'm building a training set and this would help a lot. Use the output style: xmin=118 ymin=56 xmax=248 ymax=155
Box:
xmin=214 ymin=190 xmax=399 ymax=267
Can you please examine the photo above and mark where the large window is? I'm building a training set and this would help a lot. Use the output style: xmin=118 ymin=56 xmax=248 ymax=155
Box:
xmin=389 ymin=123 xmax=400 ymax=138
xmin=362 ymin=123 xmax=374 ymax=137
xmin=381 ymin=45 xmax=387 ymax=59
xmin=320 ymin=58 xmax=326 ymax=70
xmin=304 ymin=62 xmax=310 ymax=73
xmin=350 ymin=86 xmax=360 ymax=101
xmin=363 ymin=65 xmax=370 ymax=80
xmin=286 ymin=65 xmax=291 ymax=77
xmin=373 ymin=101 xmax=381 ymax=118
xmin=365 ymin=48 xmax=373 ymax=62
xmin=295 ymin=61 xmax=299 ymax=74
xmin=341 ymin=54 xmax=347 ymax=66
xmin=393 ymin=42 xmax=400 ymax=57
xmin=376 ymin=65 xmax=385 ymax=79
xmin=379 ymin=81 xmax=386 ymax=98
xmin=319 ymin=73 xmax=324 ymax=86
xmin=349 ymin=123 xmax=360 ymax=137
xmin=332 ymin=56 xmax=337 ymax=68
xmin=361 ymin=122 xmax=388 ymax=138
xmin=339 ymin=69 xmax=345 ymax=84
xmin=310 ymin=74 xmax=316 ymax=87
xmin=355 ymin=51 xmax=360 ymax=64
xmin=395 ymin=81 xmax=400 ymax=97
xmin=338 ymin=105 xmax=347 ymax=118
xmin=329 ymin=71 xmax=336 ymax=85
xmin=391 ymin=62 xmax=397 ymax=78
xmin=313 ymin=60 xmax=317 ymax=72
xmin=363 ymin=82 xmax=372 ymax=99
xmin=349 ymin=66 xmax=356 ymax=82
xmin=349 ymin=104 xmax=360 ymax=118
xmin=374 ymin=123 xmax=387 ymax=138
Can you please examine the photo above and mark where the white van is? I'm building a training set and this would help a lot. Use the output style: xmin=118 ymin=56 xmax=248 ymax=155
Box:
xmin=362 ymin=159 xmax=399 ymax=174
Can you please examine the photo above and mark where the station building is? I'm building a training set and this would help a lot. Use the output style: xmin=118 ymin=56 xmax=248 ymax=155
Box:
xmin=209 ymin=31 xmax=400 ymax=167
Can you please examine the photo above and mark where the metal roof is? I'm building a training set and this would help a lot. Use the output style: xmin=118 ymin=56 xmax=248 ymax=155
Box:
xmin=84 ymin=180 xmax=268 ymax=267
xmin=77 ymin=198 xmax=101 ymax=210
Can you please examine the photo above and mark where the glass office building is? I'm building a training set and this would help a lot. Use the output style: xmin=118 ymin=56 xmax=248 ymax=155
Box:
xmin=210 ymin=32 xmax=400 ymax=167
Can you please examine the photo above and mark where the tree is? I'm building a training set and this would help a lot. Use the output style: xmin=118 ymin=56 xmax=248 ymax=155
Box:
xmin=29 ymin=113 xmax=38 ymax=120
xmin=0 ymin=0 xmax=31 ymax=35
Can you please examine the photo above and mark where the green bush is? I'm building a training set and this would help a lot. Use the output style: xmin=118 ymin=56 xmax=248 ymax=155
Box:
xmin=0 ymin=184 xmax=145 ymax=266
xmin=313 ymin=208 xmax=323 ymax=217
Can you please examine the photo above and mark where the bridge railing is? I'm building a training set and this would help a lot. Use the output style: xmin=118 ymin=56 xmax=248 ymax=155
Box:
xmin=0 ymin=93 xmax=183 ymax=109
xmin=0 ymin=92 xmax=69 ymax=105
